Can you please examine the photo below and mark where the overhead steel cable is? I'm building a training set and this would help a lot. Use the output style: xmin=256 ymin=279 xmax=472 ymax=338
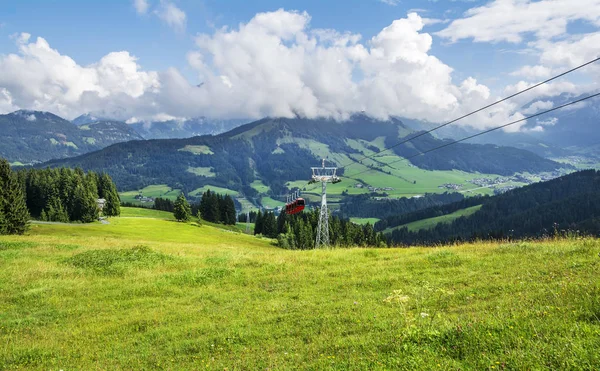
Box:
xmin=337 ymin=56 xmax=600 ymax=172
xmin=341 ymin=92 xmax=600 ymax=181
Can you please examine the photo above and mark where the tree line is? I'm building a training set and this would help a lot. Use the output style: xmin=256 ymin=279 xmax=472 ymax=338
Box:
xmin=1 ymin=159 xmax=120 ymax=235
xmin=162 ymin=190 xmax=237 ymax=225
xmin=340 ymin=192 xmax=465 ymax=219
xmin=0 ymin=159 xmax=29 ymax=235
xmin=19 ymin=167 xmax=120 ymax=223
xmin=254 ymin=209 xmax=385 ymax=249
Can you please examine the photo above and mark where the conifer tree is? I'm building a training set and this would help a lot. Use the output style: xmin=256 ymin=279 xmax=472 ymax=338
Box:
xmin=174 ymin=193 xmax=192 ymax=222
xmin=98 ymin=173 xmax=121 ymax=217
xmin=223 ymin=195 xmax=237 ymax=225
xmin=0 ymin=203 xmax=6 ymax=235
xmin=0 ymin=159 xmax=29 ymax=235
xmin=254 ymin=211 xmax=264 ymax=235
xmin=71 ymin=179 xmax=99 ymax=223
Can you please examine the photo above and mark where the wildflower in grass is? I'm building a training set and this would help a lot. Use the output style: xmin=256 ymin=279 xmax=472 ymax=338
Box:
xmin=384 ymin=290 xmax=409 ymax=304
xmin=420 ymin=312 xmax=429 ymax=318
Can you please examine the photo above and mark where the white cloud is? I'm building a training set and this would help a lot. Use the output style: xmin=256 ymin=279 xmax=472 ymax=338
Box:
xmin=186 ymin=10 xmax=525 ymax=129
xmin=0 ymin=10 xmax=585 ymax=133
xmin=133 ymin=0 xmax=149 ymax=14
xmin=510 ymin=65 xmax=553 ymax=80
xmin=437 ymin=0 xmax=600 ymax=43
xmin=537 ymin=117 xmax=558 ymax=126
xmin=379 ymin=0 xmax=401 ymax=5
xmin=521 ymin=100 xmax=554 ymax=115
xmin=26 ymin=114 xmax=36 ymax=121
xmin=155 ymin=0 xmax=186 ymax=32
xmin=0 ymin=33 xmax=159 ymax=119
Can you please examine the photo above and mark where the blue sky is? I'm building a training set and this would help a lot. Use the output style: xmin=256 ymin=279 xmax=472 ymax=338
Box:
xmin=0 ymin=1 xmax=490 ymax=78
xmin=0 ymin=0 xmax=598 ymax=129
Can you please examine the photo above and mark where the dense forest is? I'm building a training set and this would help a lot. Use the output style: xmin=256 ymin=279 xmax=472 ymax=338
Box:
xmin=387 ymin=170 xmax=600 ymax=245
xmin=153 ymin=190 xmax=238 ymax=225
xmin=1 ymin=159 xmax=119 ymax=233
xmin=20 ymin=167 xmax=120 ymax=223
xmin=194 ymin=190 xmax=237 ymax=225
xmin=340 ymin=192 xmax=466 ymax=219
xmin=255 ymin=209 xmax=385 ymax=249
xmin=0 ymin=159 xmax=29 ymax=235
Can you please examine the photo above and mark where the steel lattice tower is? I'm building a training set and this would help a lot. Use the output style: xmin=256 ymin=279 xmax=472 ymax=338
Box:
xmin=312 ymin=159 xmax=340 ymax=248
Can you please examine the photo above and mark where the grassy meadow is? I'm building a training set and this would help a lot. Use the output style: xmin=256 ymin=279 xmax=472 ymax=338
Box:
xmin=384 ymin=205 xmax=484 ymax=234
xmin=1 ymin=212 xmax=599 ymax=369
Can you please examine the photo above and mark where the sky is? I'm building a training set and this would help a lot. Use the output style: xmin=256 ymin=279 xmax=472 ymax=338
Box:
xmin=0 ymin=0 xmax=599 ymax=132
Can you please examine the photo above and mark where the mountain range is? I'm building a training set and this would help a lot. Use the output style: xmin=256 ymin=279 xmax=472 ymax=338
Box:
xmin=72 ymin=114 xmax=247 ymax=140
xmin=40 ymin=115 xmax=567 ymax=198
xmin=0 ymin=110 xmax=143 ymax=164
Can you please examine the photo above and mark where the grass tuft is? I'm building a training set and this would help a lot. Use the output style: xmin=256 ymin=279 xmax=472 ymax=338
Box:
xmin=0 ymin=241 xmax=38 ymax=250
xmin=66 ymin=245 xmax=172 ymax=275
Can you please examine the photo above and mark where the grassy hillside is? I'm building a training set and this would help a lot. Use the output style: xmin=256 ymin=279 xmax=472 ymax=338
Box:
xmin=386 ymin=205 xmax=483 ymax=233
xmin=1 ymin=215 xmax=599 ymax=369
xmin=120 ymin=184 xmax=182 ymax=205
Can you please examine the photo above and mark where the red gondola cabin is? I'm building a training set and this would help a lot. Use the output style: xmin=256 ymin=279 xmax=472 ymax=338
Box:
xmin=285 ymin=198 xmax=305 ymax=215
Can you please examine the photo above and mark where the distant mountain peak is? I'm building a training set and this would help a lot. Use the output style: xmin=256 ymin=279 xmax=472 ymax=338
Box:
xmin=72 ymin=113 xmax=109 ymax=126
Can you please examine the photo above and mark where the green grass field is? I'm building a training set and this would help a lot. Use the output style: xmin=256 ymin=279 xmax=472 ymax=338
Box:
xmin=186 ymin=167 xmax=216 ymax=178
xmin=120 ymin=184 xmax=181 ymax=205
xmin=120 ymin=207 xmax=175 ymax=220
xmin=189 ymin=186 xmax=240 ymax=198
xmin=1 ymin=213 xmax=599 ymax=369
xmin=260 ymin=196 xmax=285 ymax=209
xmin=250 ymin=180 xmax=270 ymax=194
xmin=385 ymin=205 xmax=484 ymax=233
xmin=350 ymin=217 xmax=380 ymax=225
xmin=285 ymin=137 xmax=503 ymax=200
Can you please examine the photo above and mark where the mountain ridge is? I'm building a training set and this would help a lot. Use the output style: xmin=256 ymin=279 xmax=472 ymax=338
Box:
xmin=40 ymin=115 xmax=567 ymax=198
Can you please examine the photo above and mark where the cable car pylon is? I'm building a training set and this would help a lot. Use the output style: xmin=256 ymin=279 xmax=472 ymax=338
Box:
xmin=311 ymin=159 xmax=340 ymax=248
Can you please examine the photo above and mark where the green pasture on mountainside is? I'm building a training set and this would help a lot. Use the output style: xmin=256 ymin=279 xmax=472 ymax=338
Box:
xmin=1 ymin=209 xmax=599 ymax=369
xmin=384 ymin=205 xmax=484 ymax=234
xmin=120 ymin=184 xmax=181 ymax=205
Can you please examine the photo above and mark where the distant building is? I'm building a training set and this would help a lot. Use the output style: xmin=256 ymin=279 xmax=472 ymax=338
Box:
xmin=97 ymin=198 xmax=106 ymax=212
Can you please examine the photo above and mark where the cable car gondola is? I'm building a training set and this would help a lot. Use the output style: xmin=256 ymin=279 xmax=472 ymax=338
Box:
xmin=285 ymin=197 xmax=305 ymax=215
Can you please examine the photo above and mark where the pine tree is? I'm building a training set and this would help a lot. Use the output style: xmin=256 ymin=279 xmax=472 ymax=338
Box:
xmin=98 ymin=173 xmax=120 ymax=217
xmin=0 ymin=159 xmax=30 ymax=235
xmin=223 ymin=195 xmax=237 ymax=225
xmin=44 ymin=196 xmax=69 ymax=223
xmin=0 ymin=204 xmax=6 ymax=235
xmin=254 ymin=211 xmax=264 ymax=235
xmin=71 ymin=179 xmax=99 ymax=223
xmin=174 ymin=193 xmax=192 ymax=222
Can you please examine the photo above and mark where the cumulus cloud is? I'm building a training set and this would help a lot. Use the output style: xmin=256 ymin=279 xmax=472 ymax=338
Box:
xmin=0 ymin=33 xmax=159 ymax=119
xmin=437 ymin=0 xmax=600 ymax=43
xmin=439 ymin=0 xmax=600 ymax=123
xmin=133 ymin=0 xmax=149 ymax=14
xmin=0 ymin=10 xmax=581 ymax=132
xmin=187 ymin=10 xmax=511 ymax=128
xmin=155 ymin=0 xmax=186 ymax=32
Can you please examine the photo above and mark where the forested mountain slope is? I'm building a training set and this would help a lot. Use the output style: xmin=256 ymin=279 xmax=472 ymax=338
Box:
xmin=386 ymin=170 xmax=600 ymax=245
xmin=0 ymin=110 xmax=143 ymax=164
xmin=41 ymin=115 xmax=566 ymax=196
